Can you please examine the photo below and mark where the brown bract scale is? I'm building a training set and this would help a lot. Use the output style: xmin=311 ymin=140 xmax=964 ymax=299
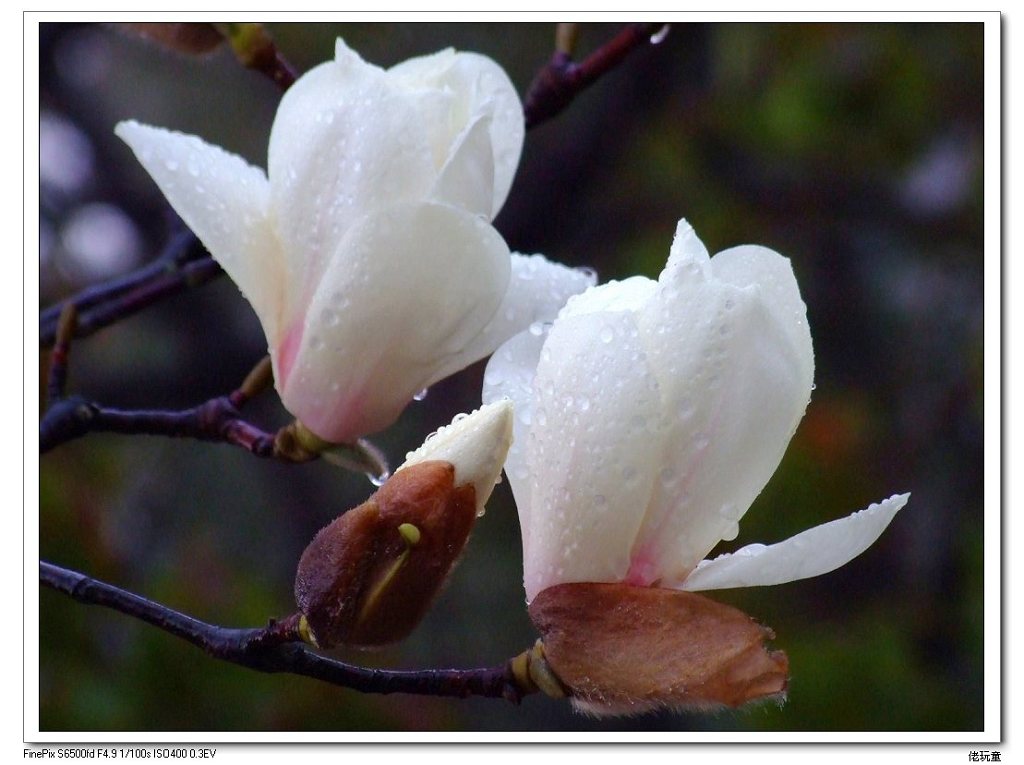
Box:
xmin=528 ymin=582 xmax=789 ymax=715
xmin=294 ymin=461 xmax=476 ymax=648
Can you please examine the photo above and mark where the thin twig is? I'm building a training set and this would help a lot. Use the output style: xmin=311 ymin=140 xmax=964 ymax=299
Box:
xmin=40 ymin=560 xmax=526 ymax=702
xmin=46 ymin=305 xmax=77 ymax=405
xmin=524 ymin=22 xmax=664 ymax=129
xmin=215 ymin=23 xmax=298 ymax=91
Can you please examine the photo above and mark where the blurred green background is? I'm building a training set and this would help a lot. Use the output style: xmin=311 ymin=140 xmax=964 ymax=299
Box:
xmin=38 ymin=21 xmax=985 ymax=733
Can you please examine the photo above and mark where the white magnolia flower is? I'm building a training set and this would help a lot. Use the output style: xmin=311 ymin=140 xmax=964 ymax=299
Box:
xmin=484 ymin=219 xmax=908 ymax=602
xmin=116 ymin=39 xmax=593 ymax=443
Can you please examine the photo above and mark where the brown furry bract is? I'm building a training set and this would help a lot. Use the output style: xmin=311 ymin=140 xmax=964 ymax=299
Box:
xmin=294 ymin=461 xmax=476 ymax=648
xmin=528 ymin=582 xmax=789 ymax=715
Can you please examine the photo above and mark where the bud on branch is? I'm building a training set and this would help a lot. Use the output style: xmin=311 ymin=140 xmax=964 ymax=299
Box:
xmin=294 ymin=401 xmax=514 ymax=648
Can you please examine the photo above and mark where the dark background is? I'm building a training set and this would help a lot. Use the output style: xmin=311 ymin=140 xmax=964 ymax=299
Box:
xmin=39 ymin=22 xmax=985 ymax=732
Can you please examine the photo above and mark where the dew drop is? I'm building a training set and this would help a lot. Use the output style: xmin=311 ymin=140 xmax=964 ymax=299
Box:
xmin=599 ymin=325 xmax=614 ymax=344
xmin=721 ymin=521 xmax=740 ymax=541
xmin=650 ymin=24 xmax=671 ymax=44
xmin=367 ymin=468 xmax=390 ymax=487
xmin=528 ymin=321 xmax=545 ymax=336
xmin=413 ymin=387 xmax=429 ymax=401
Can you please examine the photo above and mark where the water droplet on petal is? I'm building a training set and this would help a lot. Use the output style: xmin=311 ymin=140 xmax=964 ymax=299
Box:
xmin=413 ymin=387 xmax=429 ymax=401
xmin=599 ymin=325 xmax=614 ymax=344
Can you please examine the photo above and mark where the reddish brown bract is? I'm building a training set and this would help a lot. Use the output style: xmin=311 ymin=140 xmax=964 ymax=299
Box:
xmin=528 ymin=582 xmax=789 ymax=715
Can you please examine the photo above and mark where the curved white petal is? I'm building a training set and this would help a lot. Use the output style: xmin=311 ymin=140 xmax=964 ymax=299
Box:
xmin=399 ymin=399 xmax=514 ymax=514
xmin=278 ymin=202 xmax=510 ymax=444
xmin=431 ymin=114 xmax=495 ymax=219
xmin=481 ymin=327 xmax=546 ymax=533
xmin=559 ymin=275 xmax=658 ymax=319
xmin=523 ymin=308 xmax=666 ymax=602
xmin=115 ymin=120 xmax=284 ymax=341
xmin=630 ymin=226 xmax=815 ymax=585
xmin=711 ymin=243 xmax=814 ymax=389
xmin=445 ymin=253 xmax=596 ymax=381
xmin=267 ymin=45 xmax=435 ymax=308
xmin=681 ymin=493 xmax=909 ymax=591
xmin=389 ymin=48 xmax=524 ymax=216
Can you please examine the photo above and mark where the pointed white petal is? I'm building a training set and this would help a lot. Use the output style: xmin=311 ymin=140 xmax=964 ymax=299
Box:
xmin=399 ymin=400 xmax=514 ymax=514
xmin=389 ymin=49 xmax=524 ymax=216
xmin=481 ymin=327 xmax=546 ymax=535
xmin=277 ymin=201 xmax=510 ymax=444
xmin=664 ymin=218 xmax=712 ymax=275
xmin=629 ymin=231 xmax=815 ymax=585
xmin=115 ymin=120 xmax=284 ymax=341
xmin=681 ymin=494 xmax=909 ymax=591
xmin=522 ymin=307 xmax=665 ymax=602
xmin=267 ymin=50 xmax=436 ymax=308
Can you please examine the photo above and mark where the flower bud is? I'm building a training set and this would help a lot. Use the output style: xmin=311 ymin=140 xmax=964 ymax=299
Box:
xmin=527 ymin=582 xmax=789 ymax=715
xmin=294 ymin=400 xmax=513 ymax=648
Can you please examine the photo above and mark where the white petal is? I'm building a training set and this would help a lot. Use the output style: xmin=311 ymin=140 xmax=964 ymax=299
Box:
xmin=389 ymin=49 xmax=524 ymax=216
xmin=558 ymin=275 xmax=658 ymax=319
xmin=277 ymin=202 xmax=510 ymax=444
xmin=398 ymin=400 xmax=514 ymax=515
xmin=115 ymin=121 xmax=284 ymax=341
xmin=443 ymin=253 xmax=596 ymax=380
xmin=522 ymin=308 xmax=665 ymax=602
xmin=664 ymin=218 xmax=712 ymax=275
xmin=629 ymin=228 xmax=815 ymax=585
xmin=711 ymin=243 xmax=814 ymax=389
xmin=267 ymin=47 xmax=436 ymax=310
xmin=681 ymin=493 xmax=909 ymax=591
xmin=481 ymin=327 xmax=546 ymax=535
xmin=431 ymin=114 xmax=495 ymax=219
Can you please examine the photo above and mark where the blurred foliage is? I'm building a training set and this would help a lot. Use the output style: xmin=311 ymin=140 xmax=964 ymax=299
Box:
xmin=38 ymin=21 xmax=985 ymax=732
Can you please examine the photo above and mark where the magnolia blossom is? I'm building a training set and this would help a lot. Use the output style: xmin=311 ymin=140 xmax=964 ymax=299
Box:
xmin=116 ymin=39 xmax=593 ymax=443
xmin=484 ymin=219 xmax=908 ymax=602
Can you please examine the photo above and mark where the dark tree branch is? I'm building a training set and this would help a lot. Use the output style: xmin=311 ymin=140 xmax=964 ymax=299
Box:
xmin=39 ymin=227 xmax=220 ymax=349
xmin=524 ymin=22 xmax=665 ymax=129
xmin=38 ymin=356 xmax=281 ymax=457
xmin=40 ymin=561 xmax=527 ymax=703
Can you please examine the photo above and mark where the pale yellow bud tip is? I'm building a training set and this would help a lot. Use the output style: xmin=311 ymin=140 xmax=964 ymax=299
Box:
xmin=397 ymin=399 xmax=514 ymax=515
